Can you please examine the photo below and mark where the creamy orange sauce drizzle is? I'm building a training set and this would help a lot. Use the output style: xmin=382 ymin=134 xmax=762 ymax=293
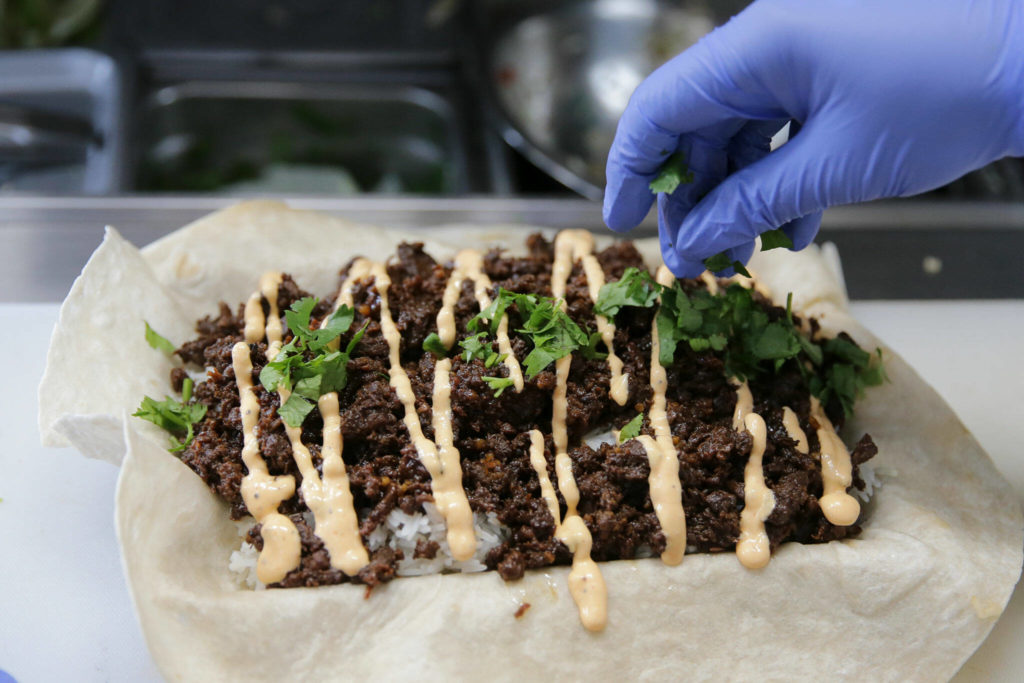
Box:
xmin=370 ymin=261 xmax=477 ymax=561
xmin=436 ymin=249 xmax=523 ymax=392
xmin=781 ymin=406 xmax=809 ymax=454
xmin=640 ymin=265 xmax=687 ymax=566
xmin=272 ymin=346 xmax=368 ymax=577
xmin=232 ymin=340 xmax=301 ymax=584
xmin=314 ymin=392 xmax=370 ymax=574
xmin=732 ymin=380 xmax=753 ymax=432
xmin=549 ymin=230 xmax=607 ymax=632
xmin=810 ymin=396 xmax=861 ymax=526
xmin=636 ymin=436 xmax=686 ymax=566
xmin=244 ymin=271 xmax=284 ymax=344
xmin=527 ymin=429 xmax=560 ymax=525
xmin=552 ymin=229 xmax=628 ymax=405
xmin=334 ymin=258 xmax=374 ymax=312
xmin=735 ymin=411 xmax=775 ymax=569
xmin=428 ymin=358 xmax=477 ymax=560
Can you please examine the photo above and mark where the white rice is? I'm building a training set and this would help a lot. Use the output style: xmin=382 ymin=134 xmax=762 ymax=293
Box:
xmin=229 ymin=503 xmax=509 ymax=588
xmin=229 ymin=521 xmax=264 ymax=590
xmin=854 ymin=462 xmax=880 ymax=502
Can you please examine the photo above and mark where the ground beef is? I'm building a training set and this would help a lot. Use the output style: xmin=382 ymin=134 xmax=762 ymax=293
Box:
xmin=174 ymin=234 xmax=877 ymax=588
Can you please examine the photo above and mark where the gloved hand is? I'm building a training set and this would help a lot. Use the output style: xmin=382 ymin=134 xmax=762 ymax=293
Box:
xmin=603 ymin=0 xmax=1024 ymax=277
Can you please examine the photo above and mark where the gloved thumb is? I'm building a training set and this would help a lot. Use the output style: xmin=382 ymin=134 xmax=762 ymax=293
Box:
xmin=669 ymin=124 xmax=841 ymax=261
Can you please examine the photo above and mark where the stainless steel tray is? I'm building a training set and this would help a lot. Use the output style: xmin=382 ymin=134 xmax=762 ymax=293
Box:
xmin=131 ymin=81 xmax=469 ymax=195
xmin=1 ymin=196 xmax=1021 ymax=302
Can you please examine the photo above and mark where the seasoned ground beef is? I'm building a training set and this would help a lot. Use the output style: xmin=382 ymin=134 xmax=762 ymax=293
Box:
xmin=174 ymin=235 xmax=876 ymax=588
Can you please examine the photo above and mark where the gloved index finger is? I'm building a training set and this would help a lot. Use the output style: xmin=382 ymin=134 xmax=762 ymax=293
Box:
xmin=603 ymin=105 xmax=680 ymax=232
xmin=603 ymin=17 xmax=790 ymax=233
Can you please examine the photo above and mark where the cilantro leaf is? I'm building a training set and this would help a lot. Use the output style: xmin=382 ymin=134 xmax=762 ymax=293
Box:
xmin=460 ymin=332 xmax=490 ymax=363
xmin=593 ymin=268 xmax=661 ymax=318
xmin=751 ymin=322 xmax=801 ymax=360
xmin=344 ymin=321 xmax=368 ymax=356
xmin=582 ymin=331 xmax=608 ymax=360
xmin=279 ymin=393 xmax=315 ymax=427
xmin=311 ymin=305 xmax=356 ymax=350
xmin=702 ymin=252 xmax=733 ymax=274
xmin=469 ymin=289 xmax=514 ymax=336
xmin=482 ymin=376 xmax=515 ymax=397
xmin=284 ymin=296 xmax=317 ymax=341
xmin=522 ymin=346 xmax=563 ymax=379
xmin=133 ymin=394 xmax=207 ymax=452
xmin=702 ymin=252 xmax=752 ymax=278
xmin=649 ymin=152 xmax=695 ymax=194
xmin=423 ymin=332 xmax=448 ymax=358
xmin=618 ymin=412 xmax=643 ymax=443
xmin=759 ymin=229 xmax=794 ymax=251
xmin=816 ymin=340 xmax=888 ymax=417
xmin=144 ymin=321 xmax=176 ymax=354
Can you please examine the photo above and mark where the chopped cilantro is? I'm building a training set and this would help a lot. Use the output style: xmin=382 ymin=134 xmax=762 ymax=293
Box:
xmin=482 ymin=375 xmax=515 ymax=397
xmin=459 ymin=332 xmax=491 ymax=363
xmin=516 ymin=294 xmax=590 ymax=378
xmin=144 ymin=321 xmax=176 ymax=354
xmin=593 ymin=267 xmax=661 ymax=318
xmin=649 ymin=152 xmax=695 ymax=194
xmin=422 ymin=332 xmax=448 ymax=358
xmin=284 ymin=297 xmax=356 ymax=352
xmin=259 ymin=297 xmax=365 ymax=427
xmin=812 ymin=341 xmax=887 ymax=417
xmin=618 ymin=412 xmax=644 ymax=443
xmin=702 ymin=252 xmax=751 ymax=278
xmin=468 ymin=289 xmax=591 ymax=380
xmin=759 ymin=229 xmax=794 ymax=251
xmin=133 ymin=392 xmax=207 ymax=452
xmin=484 ymin=351 xmax=508 ymax=368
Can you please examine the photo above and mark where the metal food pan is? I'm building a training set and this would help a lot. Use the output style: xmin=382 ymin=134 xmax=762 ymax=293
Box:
xmin=131 ymin=81 xmax=469 ymax=195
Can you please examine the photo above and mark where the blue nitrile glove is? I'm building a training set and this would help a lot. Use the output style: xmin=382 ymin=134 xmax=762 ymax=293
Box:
xmin=603 ymin=0 xmax=1024 ymax=277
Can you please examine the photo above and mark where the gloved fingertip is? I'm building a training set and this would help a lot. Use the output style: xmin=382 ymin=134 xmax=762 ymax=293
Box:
xmin=780 ymin=212 xmax=823 ymax=251
xmin=664 ymin=253 xmax=706 ymax=279
xmin=726 ymin=240 xmax=757 ymax=265
xmin=603 ymin=174 xmax=656 ymax=233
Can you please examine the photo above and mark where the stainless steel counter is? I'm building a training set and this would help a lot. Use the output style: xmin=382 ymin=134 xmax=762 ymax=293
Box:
xmin=1 ymin=195 xmax=1022 ymax=301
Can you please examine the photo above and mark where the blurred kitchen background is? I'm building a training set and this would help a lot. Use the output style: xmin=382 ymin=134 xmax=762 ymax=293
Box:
xmin=1 ymin=0 xmax=1022 ymax=299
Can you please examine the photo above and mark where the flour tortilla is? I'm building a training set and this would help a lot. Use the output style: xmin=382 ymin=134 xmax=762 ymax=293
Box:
xmin=39 ymin=201 xmax=1023 ymax=681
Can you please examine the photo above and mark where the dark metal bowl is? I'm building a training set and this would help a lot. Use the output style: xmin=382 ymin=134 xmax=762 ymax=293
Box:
xmin=482 ymin=0 xmax=741 ymax=198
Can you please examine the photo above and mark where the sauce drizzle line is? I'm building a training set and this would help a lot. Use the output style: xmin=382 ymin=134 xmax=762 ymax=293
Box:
xmin=810 ymin=396 xmax=860 ymax=526
xmin=371 ymin=261 xmax=478 ymax=561
xmin=641 ymin=264 xmax=688 ymax=566
xmin=437 ymin=249 xmax=524 ymax=392
xmin=550 ymin=231 xmax=608 ymax=632
xmin=232 ymin=340 xmax=301 ymax=584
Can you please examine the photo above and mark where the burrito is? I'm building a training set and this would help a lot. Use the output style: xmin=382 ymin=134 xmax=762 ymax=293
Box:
xmin=38 ymin=201 xmax=1022 ymax=681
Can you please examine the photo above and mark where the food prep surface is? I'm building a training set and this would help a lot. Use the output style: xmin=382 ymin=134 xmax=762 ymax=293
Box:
xmin=3 ymin=299 xmax=1021 ymax=681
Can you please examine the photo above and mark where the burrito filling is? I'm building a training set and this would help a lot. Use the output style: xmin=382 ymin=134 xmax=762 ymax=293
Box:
xmin=138 ymin=230 xmax=883 ymax=631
